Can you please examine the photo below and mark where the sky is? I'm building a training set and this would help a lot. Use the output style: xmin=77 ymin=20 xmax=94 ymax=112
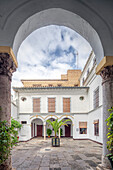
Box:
xmin=12 ymin=25 xmax=92 ymax=89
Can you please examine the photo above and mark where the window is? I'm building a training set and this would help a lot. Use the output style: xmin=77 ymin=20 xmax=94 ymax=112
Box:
xmin=33 ymin=84 xmax=42 ymax=87
xmin=33 ymin=98 xmax=40 ymax=112
xmin=93 ymin=87 xmax=99 ymax=109
xmin=74 ymin=84 xmax=78 ymax=87
xmin=93 ymin=57 xmax=96 ymax=66
xmin=63 ymin=98 xmax=70 ymax=113
xmin=48 ymin=98 xmax=55 ymax=112
xmin=82 ymin=78 xmax=84 ymax=85
xmin=21 ymin=121 xmax=27 ymax=124
xmin=57 ymin=84 xmax=62 ymax=87
xmin=79 ymin=122 xmax=87 ymax=134
xmin=87 ymin=68 xmax=90 ymax=76
xmin=48 ymin=84 xmax=53 ymax=87
xmin=79 ymin=96 xmax=84 ymax=101
xmin=94 ymin=120 xmax=99 ymax=136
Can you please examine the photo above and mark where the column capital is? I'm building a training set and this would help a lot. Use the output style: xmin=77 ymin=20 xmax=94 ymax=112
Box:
xmin=96 ymin=56 xmax=113 ymax=75
xmin=0 ymin=53 xmax=16 ymax=81
xmin=100 ymin=65 xmax=113 ymax=84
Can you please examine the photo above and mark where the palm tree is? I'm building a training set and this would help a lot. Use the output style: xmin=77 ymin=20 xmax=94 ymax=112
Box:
xmin=46 ymin=118 xmax=70 ymax=138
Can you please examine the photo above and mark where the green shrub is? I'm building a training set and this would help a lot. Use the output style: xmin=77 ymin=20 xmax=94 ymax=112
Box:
xmin=0 ymin=119 xmax=22 ymax=165
xmin=47 ymin=128 xmax=52 ymax=136
xmin=106 ymin=107 xmax=113 ymax=161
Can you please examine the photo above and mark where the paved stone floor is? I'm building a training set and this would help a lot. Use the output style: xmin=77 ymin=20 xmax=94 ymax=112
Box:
xmin=12 ymin=138 xmax=102 ymax=170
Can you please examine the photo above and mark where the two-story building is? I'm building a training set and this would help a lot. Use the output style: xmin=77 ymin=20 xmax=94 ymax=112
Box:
xmin=12 ymin=51 xmax=103 ymax=144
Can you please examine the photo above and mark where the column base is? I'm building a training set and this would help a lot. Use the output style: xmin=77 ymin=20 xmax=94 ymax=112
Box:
xmin=96 ymin=155 xmax=112 ymax=170
xmin=96 ymin=164 xmax=111 ymax=170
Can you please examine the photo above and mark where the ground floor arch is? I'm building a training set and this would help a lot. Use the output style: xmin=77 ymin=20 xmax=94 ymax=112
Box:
xmin=61 ymin=118 xmax=73 ymax=137
xmin=31 ymin=118 xmax=43 ymax=138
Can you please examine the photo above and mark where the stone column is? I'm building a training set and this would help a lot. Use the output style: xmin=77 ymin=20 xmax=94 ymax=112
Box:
xmin=100 ymin=65 xmax=113 ymax=168
xmin=0 ymin=53 xmax=16 ymax=170
xmin=44 ymin=124 xmax=46 ymax=140
xmin=59 ymin=128 xmax=60 ymax=138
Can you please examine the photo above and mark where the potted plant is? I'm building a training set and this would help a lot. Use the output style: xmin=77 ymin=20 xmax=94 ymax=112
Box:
xmin=47 ymin=128 xmax=52 ymax=137
xmin=46 ymin=118 xmax=70 ymax=147
xmin=106 ymin=107 xmax=113 ymax=168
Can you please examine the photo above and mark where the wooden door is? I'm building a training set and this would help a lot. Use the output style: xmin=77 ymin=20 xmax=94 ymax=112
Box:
xmin=37 ymin=125 xmax=43 ymax=137
xmin=65 ymin=124 xmax=71 ymax=137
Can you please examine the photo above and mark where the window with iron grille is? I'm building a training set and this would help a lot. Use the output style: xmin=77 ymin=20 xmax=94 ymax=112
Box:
xmin=63 ymin=98 xmax=70 ymax=113
xmin=79 ymin=122 xmax=87 ymax=134
xmin=94 ymin=120 xmax=99 ymax=136
xmin=48 ymin=98 xmax=55 ymax=112
xmin=21 ymin=121 xmax=27 ymax=124
xmin=33 ymin=98 xmax=40 ymax=113
xmin=93 ymin=87 xmax=99 ymax=109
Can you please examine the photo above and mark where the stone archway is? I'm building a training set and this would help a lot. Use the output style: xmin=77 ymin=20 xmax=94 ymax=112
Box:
xmin=0 ymin=1 xmax=113 ymax=169
xmin=31 ymin=118 xmax=44 ymax=138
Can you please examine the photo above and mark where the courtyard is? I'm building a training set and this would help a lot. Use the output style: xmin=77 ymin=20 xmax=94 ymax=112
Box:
xmin=12 ymin=138 xmax=102 ymax=170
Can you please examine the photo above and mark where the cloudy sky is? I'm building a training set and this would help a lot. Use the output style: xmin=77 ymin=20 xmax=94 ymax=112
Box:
xmin=12 ymin=25 xmax=92 ymax=89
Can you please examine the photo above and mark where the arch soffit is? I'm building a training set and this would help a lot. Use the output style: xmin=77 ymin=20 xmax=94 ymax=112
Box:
xmin=12 ymin=8 xmax=104 ymax=64
xmin=30 ymin=115 xmax=44 ymax=123
xmin=59 ymin=115 xmax=74 ymax=124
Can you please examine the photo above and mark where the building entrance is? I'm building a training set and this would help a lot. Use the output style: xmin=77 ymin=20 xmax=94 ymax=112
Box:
xmin=37 ymin=125 xmax=43 ymax=137
xmin=65 ymin=124 xmax=71 ymax=137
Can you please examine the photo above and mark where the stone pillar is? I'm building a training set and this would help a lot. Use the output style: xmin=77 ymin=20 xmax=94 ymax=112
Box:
xmin=44 ymin=124 xmax=46 ymax=140
xmin=0 ymin=53 xmax=16 ymax=170
xmin=100 ymin=65 xmax=113 ymax=168
xmin=59 ymin=128 xmax=60 ymax=138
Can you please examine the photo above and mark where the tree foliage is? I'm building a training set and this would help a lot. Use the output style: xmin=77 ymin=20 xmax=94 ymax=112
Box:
xmin=47 ymin=119 xmax=70 ymax=138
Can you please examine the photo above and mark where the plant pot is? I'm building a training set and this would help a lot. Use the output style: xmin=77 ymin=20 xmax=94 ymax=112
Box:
xmin=52 ymin=137 xmax=60 ymax=147
xmin=48 ymin=136 xmax=50 ymax=138
xmin=108 ymin=156 xmax=113 ymax=169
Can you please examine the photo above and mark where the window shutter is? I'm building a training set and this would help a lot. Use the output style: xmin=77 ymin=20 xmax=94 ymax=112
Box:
xmin=33 ymin=98 xmax=40 ymax=112
xmin=63 ymin=98 xmax=70 ymax=113
xmin=79 ymin=122 xmax=87 ymax=128
xmin=93 ymin=87 xmax=99 ymax=109
xmin=48 ymin=98 xmax=55 ymax=112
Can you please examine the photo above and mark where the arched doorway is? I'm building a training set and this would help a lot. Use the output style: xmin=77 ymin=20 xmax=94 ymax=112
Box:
xmin=31 ymin=118 xmax=43 ymax=138
xmin=61 ymin=118 xmax=73 ymax=138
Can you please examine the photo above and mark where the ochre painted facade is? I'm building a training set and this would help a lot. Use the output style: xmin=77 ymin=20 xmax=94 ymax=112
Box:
xmin=21 ymin=70 xmax=81 ymax=87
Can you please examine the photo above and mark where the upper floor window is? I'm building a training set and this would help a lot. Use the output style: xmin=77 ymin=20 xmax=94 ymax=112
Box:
xmin=82 ymin=78 xmax=84 ymax=85
xmin=94 ymin=120 xmax=99 ymax=136
xmin=57 ymin=84 xmax=62 ymax=87
xmin=93 ymin=57 xmax=96 ymax=66
xmin=74 ymin=84 xmax=78 ymax=87
xmin=63 ymin=98 xmax=70 ymax=113
xmin=93 ymin=87 xmax=99 ymax=109
xmin=79 ymin=122 xmax=87 ymax=134
xmin=48 ymin=84 xmax=53 ymax=87
xmin=87 ymin=68 xmax=90 ymax=76
xmin=33 ymin=98 xmax=40 ymax=113
xmin=33 ymin=84 xmax=42 ymax=87
xmin=48 ymin=98 xmax=55 ymax=112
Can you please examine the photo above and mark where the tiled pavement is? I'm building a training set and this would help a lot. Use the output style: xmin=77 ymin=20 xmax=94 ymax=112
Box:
xmin=12 ymin=138 xmax=103 ymax=170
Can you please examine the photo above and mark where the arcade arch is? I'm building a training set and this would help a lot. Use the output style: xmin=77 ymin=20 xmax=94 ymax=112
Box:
xmin=0 ymin=1 xmax=113 ymax=169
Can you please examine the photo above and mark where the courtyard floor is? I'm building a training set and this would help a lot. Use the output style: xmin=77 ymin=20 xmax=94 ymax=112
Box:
xmin=12 ymin=138 xmax=102 ymax=170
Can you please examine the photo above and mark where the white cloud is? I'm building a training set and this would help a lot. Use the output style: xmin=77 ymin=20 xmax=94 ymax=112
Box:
xmin=12 ymin=25 xmax=92 ymax=93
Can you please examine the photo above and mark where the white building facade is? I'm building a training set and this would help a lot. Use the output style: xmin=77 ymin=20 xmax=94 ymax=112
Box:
xmin=12 ymin=51 xmax=103 ymax=144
